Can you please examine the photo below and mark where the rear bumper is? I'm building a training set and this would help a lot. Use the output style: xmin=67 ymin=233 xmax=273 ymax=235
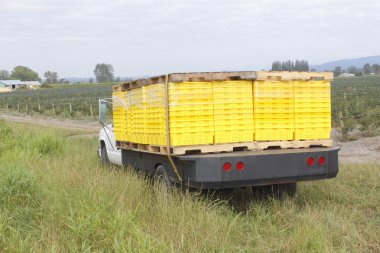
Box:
xmin=176 ymin=147 xmax=339 ymax=189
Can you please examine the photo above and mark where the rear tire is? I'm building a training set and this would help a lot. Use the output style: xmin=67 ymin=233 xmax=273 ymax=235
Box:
xmin=154 ymin=165 xmax=174 ymax=188
xmin=100 ymin=146 xmax=109 ymax=166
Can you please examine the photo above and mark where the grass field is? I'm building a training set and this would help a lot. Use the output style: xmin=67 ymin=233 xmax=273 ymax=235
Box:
xmin=0 ymin=120 xmax=379 ymax=252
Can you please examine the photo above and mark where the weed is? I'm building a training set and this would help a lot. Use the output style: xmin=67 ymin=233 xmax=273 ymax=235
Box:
xmin=32 ymin=135 xmax=65 ymax=156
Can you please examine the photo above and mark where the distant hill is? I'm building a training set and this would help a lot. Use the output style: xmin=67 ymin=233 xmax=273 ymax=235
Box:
xmin=312 ymin=55 xmax=380 ymax=71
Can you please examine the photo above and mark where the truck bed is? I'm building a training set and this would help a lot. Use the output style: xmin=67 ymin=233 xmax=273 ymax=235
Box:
xmin=122 ymin=147 xmax=339 ymax=189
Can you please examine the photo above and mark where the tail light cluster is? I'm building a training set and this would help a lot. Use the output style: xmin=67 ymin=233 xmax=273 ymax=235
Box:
xmin=223 ymin=161 xmax=245 ymax=172
xmin=222 ymin=156 xmax=326 ymax=172
xmin=306 ymin=156 xmax=327 ymax=167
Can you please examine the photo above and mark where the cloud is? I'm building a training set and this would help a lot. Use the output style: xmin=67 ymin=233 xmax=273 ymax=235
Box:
xmin=1 ymin=0 xmax=379 ymax=76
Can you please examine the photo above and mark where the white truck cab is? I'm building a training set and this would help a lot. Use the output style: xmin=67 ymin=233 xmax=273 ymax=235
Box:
xmin=98 ymin=124 xmax=122 ymax=166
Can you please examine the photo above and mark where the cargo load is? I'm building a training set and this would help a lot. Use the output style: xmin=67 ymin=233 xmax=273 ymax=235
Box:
xmin=112 ymin=71 xmax=333 ymax=155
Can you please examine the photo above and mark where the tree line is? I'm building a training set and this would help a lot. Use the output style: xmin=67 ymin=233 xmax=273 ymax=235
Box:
xmin=333 ymin=63 xmax=380 ymax=77
xmin=271 ymin=60 xmax=380 ymax=77
xmin=0 ymin=66 xmax=68 ymax=84
xmin=271 ymin=60 xmax=310 ymax=71
xmin=0 ymin=63 xmax=119 ymax=85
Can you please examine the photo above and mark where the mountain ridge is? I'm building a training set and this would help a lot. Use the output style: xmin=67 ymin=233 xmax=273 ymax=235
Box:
xmin=312 ymin=55 xmax=380 ymax=71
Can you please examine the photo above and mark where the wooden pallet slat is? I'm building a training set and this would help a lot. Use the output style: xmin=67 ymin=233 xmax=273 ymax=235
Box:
xmin=170 ymin=71 xmax=257 ymax=83
xmin=116 ymin=139 xmax=332 ymax=156
xmin=255 ymin=71 xmax=333 ymax=81
xmin=171 ymin=142 xmax=258 ymax=155
xmin=256 ymin=139 xmax=332 ymax=150
xmin=117 ymin=71 xmax=259 ymax=91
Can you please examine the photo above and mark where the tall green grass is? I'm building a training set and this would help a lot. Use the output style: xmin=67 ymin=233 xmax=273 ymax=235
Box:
xmin=0 ymin=120 xmax=379 ymax=252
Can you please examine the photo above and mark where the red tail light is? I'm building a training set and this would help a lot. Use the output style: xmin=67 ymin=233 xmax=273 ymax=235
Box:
xmin=318 ymin=156 xmax=326 ymax=166
xmin=306 ymin=157 xmax=314 ymax=166
xmin=236 ymin=161 xmax=245 ymax=171
xmin=223 ymin=162 xmax=232 ymax=172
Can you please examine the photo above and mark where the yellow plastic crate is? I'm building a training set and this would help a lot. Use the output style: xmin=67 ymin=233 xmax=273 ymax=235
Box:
xmin=112 ymin=91 xmax=128 ymax=141
xmin=128 ymin=87 xmax=147 ymax=144
xmin=168 ymin=81 xmax=214 ymax=146
xmin=253 ymin=80 xmax=294 ymax=141
xmin=213 ymin=80 xmax=254 ymax=143
xmin=123 ymin=91 xmax=133 ymax=143
xmin=294 ymin=80 xmax=331 ymax=140
xmin=144 ymin=84 xmax=166 ymax=145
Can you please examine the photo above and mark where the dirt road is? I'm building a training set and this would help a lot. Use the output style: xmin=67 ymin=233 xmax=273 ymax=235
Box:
xmin=0 ymin=114 xmax=99 ymax=132
xmin=334 ymin=137 xmax=380 ymax=164
xmin=1 ymin=113 xmax=379 ymax=164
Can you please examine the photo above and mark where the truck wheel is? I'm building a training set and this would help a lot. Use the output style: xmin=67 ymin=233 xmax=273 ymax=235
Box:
xmin=154 ymin=165 xmax=174 ymax=188
xmin=272 ymin=183 xmax=297 ymax=198
xmin=100 ymin=146 xmax=109 ymax=165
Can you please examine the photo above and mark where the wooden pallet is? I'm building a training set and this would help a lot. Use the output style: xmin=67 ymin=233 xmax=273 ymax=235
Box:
xmin=169 ymin=71 xmax=257 ymax=82
xmin=112 ymin=71 xmax=334 ymax=92
xmin=116 ymin=139 xmax=333 ymax=156
xmin=112 ymin=85 xmax=123 ymax=92
xmin=114 ymin=71 xmax=257 ymax=91
xmin=117 ymin=141 xmax=171 ymax=154
xmin=256 ymin=139 xmax=333 ymax=150
xmin=255 ymin=71 xmax=334 ymax=81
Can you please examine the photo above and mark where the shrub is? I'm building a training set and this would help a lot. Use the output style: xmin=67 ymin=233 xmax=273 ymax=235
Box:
xmin=32 ymin=135 xmax=65 ymax=155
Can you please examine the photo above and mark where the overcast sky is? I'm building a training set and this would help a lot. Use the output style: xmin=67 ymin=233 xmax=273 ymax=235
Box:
xmin=1 ymin=0 xmax=379 ymax=77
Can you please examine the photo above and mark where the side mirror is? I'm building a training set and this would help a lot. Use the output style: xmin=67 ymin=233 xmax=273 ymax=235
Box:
xmin=99 ymin=99 xmax=108 ymax=123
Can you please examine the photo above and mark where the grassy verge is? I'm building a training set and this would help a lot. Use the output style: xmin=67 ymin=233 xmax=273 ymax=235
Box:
xmin=0 ymin=120 xmax=379 ymax=252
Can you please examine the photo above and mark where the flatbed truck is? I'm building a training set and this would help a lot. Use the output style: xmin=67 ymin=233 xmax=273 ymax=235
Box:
xmin=99 ymin=123 xmax=339 ymax=195
xmin=98 ymin=71 xmax=339 ymax=196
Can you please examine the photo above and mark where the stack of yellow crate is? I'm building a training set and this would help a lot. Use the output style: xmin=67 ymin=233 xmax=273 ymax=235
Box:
xmin=112 ymin=91 xmax=128 ymax=141
xmin=125 ymin=92 xmax=133 ymax=143
xmin=145 ymin=84 xmax=166 ymax=145
xmin=253 ymin=80 xmax=294 ymax=141
xmin=168 ymin=81 xmax=214 ymax=146
xmin=213 ymin=80 xmax=254 ymax=143
xmin=112 ymin=71 xmax=332 ymax=148
xmin=128 ymin=87 xmax=146 ymax=143
xmin=294 ymin=80 xmax=331 ymax=140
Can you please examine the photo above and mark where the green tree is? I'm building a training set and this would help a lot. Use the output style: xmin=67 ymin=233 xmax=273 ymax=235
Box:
xmin=372 ymin=64 xmax=380 ymax=74
xmin=58 ymin=78 xmax=69 ymax=84
xmin=10 ymin=66 xmax=40 ymax=81
xmin=294 ymin=60 xmax=301 ymax=71
xmin=44 ymin=71 xmax=59 ymax=84
xmin=300 ymin=60 xmax=309 ymax=71
xmin=347 ymin=66 xmax=359 ymax=75
xmin=333 ymin=66 xmax=342 ymax=77
xmin=272 ymin=59 xmax=309 ymax=71
xmin=0 ymin=69 xmax=10 ymax=79
xmin=271 ymin=61 xmax=282 ymax=71
xmin=94 ymin=63 xmax=114 ymax=83
xmin=281 ymin=60 xmax=294 ymax=71
xmin=294 ymin=60 xmax=309 ymax=71
xmin=363 ymin=63 xmax=371 ymax=75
